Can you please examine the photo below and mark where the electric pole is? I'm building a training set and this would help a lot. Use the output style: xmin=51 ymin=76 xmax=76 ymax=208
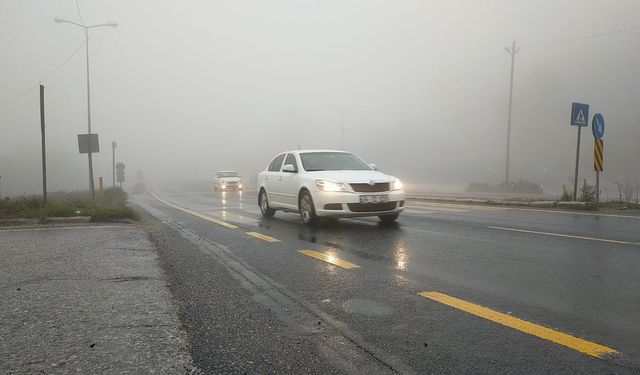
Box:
xmin=504 ymin=40 xmax=519 ymax=187
xmin=112 ymin=141 xmax=117 ymax=187
xmin=334 ymin=106 xmax=354 ymax=150
xmin=40 ymin=84 xmax=47 ymax=203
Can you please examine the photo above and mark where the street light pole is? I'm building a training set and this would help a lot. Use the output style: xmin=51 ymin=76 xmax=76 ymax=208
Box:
xmin=333 ymin=106 xmax=354 ymax=151
xmin=84 ymin=27 xmax=95 ymax=200
xmin=54 ymin=18 xmax=117 ymax=201
xmin=112 ymin=141 xmax=117 ymax=187
xmin=504 ymin=40 xmax=519 ymax=187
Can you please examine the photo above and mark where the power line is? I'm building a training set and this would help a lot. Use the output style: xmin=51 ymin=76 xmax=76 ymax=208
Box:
xmin=75 ymin=0 xmax=84 ymax=25
xmin=0 ymin=40 xmax=86 ymax=107
xmin=521 ymin=24 xmax=640 ymax=48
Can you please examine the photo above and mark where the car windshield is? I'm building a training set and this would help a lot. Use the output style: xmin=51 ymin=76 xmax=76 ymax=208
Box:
xmin=217 ymin=172 xmax=239 ymax=178
xmin=300 ymin=152 xmax=371 ymax=171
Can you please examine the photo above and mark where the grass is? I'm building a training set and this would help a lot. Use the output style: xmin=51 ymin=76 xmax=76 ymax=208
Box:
xmin=0 ymin=187 xmax=138 ymax=222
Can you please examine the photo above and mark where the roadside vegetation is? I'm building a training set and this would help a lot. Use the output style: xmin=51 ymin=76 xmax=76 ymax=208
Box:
xmin=0 ymin=187 xmax=138 ymax=222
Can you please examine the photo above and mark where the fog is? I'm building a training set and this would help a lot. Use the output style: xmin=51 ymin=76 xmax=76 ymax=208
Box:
xmin=1 ymin=0 xmax=639 ymax=197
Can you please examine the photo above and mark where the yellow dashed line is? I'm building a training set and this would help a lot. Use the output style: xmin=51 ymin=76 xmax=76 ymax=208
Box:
xmin=298 ymin=250 xmax=360 ymax=269
xmin=419 ymin=291 xmax=619 ymax=358
xmin=151 ymin=192 xmax=239 ymax=229
xmin=246 ymin=231 xmax=280 ymax=243
xmin=488 ymin=226 xmax=638 ymax=246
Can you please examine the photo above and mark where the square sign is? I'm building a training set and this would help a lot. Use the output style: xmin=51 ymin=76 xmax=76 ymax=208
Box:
xmin=78 ymin=134 xmax=100 ymax=154
xmin=570 ymin=102 xmax=589 ymax=127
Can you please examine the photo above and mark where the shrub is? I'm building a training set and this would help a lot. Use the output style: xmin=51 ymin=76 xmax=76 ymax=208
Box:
xmin=579 ymin=179 xmax=596 ymax=203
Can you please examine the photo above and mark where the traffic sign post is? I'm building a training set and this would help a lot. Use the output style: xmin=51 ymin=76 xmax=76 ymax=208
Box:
xmin=570 ymin=103 xmax=589 ymax=200
xmin=116 ymin=162 xmax=125 ymax=189
xmin=592 ymin=113 xmax=605 ymax=204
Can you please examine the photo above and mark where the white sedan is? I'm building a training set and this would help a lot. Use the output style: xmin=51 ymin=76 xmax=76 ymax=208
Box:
xmin=257 ymin=150 xmax=405 ymax=224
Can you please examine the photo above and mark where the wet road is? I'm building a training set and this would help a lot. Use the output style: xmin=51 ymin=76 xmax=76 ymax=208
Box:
xmin=134 ymin=187 xmax=640 ymax=374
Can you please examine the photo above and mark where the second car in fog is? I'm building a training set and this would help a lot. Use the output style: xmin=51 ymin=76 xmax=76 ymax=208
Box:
xmin=257 ymin=150 xmax=405 ymax=224
xmin=214 ymin=171 xmax=243 ymax=191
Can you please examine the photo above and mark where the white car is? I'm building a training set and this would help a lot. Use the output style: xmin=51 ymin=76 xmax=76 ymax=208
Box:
xmin=214 ymin=171 xmax=243 ymax=191
xmin=257 ymin=150 xmax=405 ymax=224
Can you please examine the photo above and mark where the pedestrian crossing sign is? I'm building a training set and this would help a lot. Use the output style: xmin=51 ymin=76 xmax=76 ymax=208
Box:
xmin=570 ymin=102 xmax=589 ymax=127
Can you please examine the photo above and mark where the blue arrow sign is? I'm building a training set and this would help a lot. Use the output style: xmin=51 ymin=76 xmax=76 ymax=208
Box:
xmin=592 ymin=113 xmax=604 ymax=139
xmin=570 ymin=102 xmax=589 ymax=127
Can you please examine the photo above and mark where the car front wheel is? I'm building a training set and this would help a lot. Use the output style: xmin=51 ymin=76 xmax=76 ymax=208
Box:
xmin=299 ymin=191 xmax=318 ymax=225
xmin=259 ymin=189 xmax=275 ymax=217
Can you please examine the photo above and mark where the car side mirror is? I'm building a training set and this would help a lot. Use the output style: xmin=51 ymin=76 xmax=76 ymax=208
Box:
xmin=369 ymin=163 xmax=377 ymax=170
xmin=282 ymin=164 xmax=297 ymax=173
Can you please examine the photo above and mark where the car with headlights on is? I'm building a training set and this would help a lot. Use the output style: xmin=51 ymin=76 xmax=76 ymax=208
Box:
xmin=257 ymin=150 xmax=404 ymax=224
xmin=214 ymin=171 xmax=243 ymax=191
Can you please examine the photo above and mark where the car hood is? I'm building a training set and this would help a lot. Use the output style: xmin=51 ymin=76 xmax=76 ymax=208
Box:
xmin=304 ymin=170 xmax=396 ymax=183
xmin=219 ymin=177 xmax=241 ymax=182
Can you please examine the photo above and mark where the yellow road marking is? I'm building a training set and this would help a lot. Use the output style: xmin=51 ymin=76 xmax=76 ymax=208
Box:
xmin=246 ymin=231 xmax=280 ymax=243
xmin=298 ymin=250 xmax=360 ymax=269
xmin=488 ymin=226 xmax=639 ymax=246
xmin=418 ymin=291 xmax=619 ymax=358
xmin=151 ymin=192 xmax=239 ymax=229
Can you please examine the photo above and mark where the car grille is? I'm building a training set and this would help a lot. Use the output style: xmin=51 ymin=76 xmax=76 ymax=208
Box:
xmin=350 ymin=182 xmax=390 ymax=192
xmin=347 ymin=202 xmax=397 ymax=212
xmin=224 ymin=181 xmax=238 ymax=185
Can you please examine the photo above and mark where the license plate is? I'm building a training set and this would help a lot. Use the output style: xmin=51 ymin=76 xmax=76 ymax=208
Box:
xmin=359 ymin=195 xmax=389 ymax=204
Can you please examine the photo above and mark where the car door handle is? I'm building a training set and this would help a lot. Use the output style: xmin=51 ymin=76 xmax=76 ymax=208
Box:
xmin=265 ymin=176 xmax=269 ymax=181
xmin=278 ymin=177 xmax=283 ymax=181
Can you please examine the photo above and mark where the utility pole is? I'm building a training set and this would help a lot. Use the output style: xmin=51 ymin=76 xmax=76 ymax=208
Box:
xmin=112 ymin=141 xmax=117 ymax=187
xmin=84 ymin=27 xmax=96 ymax=201
xmin=40 ymin=84 xmax=47 ymax=203
xmin=334 ymin=106 xmax=354 ymax=150
xmin=504 ymin=40 xmax=519 ymax=186
xmin=340 ymin=109 xmax=345 ymax=150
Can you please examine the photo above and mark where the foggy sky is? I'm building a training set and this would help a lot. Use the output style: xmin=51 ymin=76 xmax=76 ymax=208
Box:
xmin=1 ymin=0 xmax=639 ymax=197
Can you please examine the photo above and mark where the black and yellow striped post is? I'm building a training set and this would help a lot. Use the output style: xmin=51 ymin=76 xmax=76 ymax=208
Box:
xmin=594 ymin=139 xmax=604 ymax=203
xmin=594 ymin=139 xmax=603 ymax=172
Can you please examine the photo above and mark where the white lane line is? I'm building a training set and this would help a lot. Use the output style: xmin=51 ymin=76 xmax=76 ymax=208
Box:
xmin=488 ymin=226 xmax=640 ymax=246
xmin=408 ymin=200 xmax=640 ymax=219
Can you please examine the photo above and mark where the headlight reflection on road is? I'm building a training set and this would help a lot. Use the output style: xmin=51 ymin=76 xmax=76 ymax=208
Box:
xmin=394 ymin=247 xmax=409 ymax=271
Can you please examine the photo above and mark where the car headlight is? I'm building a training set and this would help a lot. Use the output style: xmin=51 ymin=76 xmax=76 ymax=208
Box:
xmin=221 ymin=183 xmax=226 ymax=188
xmin=392 ymin=179 xmax=403 ymax=190
xmin=316 ymin=180 xmax=348 ymax=192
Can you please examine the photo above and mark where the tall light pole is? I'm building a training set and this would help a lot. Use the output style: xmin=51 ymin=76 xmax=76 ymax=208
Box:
xmin=54 ymin=18 xmax=117 ymax=200
xmin=504 ymin=40 xmax=519 ymax=187
xmin=334 ymin=106 xmax=354 ymax=150
xmin=111 ymin=141 xmax=117 ymax=187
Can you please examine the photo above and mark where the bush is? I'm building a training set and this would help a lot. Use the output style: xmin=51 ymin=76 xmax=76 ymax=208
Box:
xmin=88 ymin=206 xmax=138 ymax=222
xmin=560 ymin=185 xmax=573 ymax=201
xmin=579 ymin=179 xmax=596 ymax=203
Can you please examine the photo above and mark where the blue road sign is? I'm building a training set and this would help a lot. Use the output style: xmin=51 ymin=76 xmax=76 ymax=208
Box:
xmin=592 ymin=113 xmax=605 ymax=139
xmin=570 ymin=102 xmax=589 ymax=127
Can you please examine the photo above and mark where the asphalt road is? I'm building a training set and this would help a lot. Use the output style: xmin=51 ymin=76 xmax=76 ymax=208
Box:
xmin=133 ymin=187 xmax=640 ymax=374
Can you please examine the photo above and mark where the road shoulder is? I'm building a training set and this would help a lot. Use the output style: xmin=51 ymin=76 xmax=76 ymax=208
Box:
xmin=0 ymin=224 xmax=194 ymax=374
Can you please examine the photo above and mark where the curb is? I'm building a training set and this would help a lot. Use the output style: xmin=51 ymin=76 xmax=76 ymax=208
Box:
xmin=0 ymin=216 xmax=91 ymax=226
